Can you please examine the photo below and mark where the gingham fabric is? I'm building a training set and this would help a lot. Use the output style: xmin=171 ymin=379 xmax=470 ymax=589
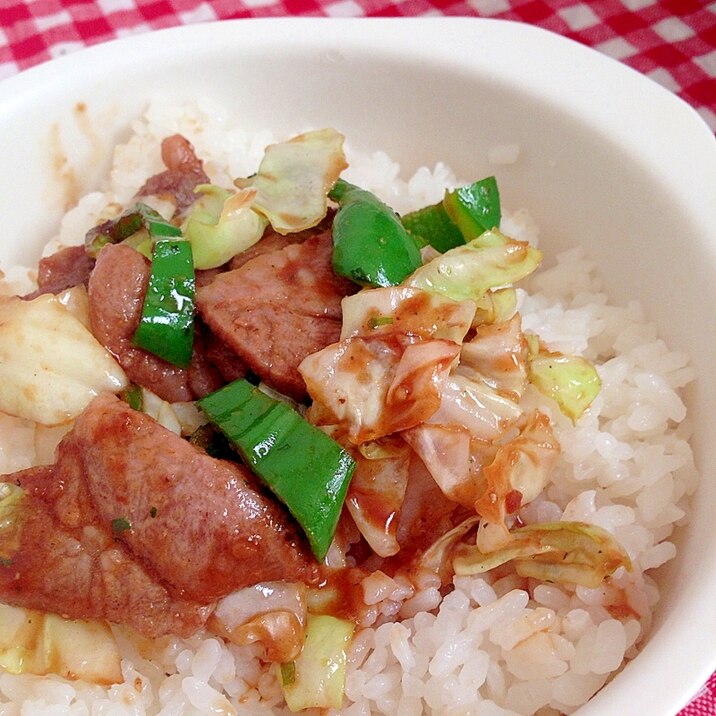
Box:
xmin=1 ymin=1 xmax=716 ymax=713
xmin=1 ymin=0 xmax=715 ymax=128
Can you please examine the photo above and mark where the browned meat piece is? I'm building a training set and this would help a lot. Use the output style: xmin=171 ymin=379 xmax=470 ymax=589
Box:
xmin=228 ymin=213 xmax=334 ymax=271
xmin=197 ymin=231 xmax=357 ymax=401
xmin=187 ymin=322 xmax=228 ymax=398
xmin=204 ymin=332 xmax=248 ymax=383
xmin=23 ymin=245 xmax=95 ymax=299
xmin=137 ymin=134 xmax=210 ymax=215
xmin=0 ymin=393 xmax=317 ymax=635
xmin=88 ymin=243 xmax=222 ymax=402
xmin=2 ymin=464 xmax=211 ymax=638
xmin=76 ymin=394 xmax=316 ymax=602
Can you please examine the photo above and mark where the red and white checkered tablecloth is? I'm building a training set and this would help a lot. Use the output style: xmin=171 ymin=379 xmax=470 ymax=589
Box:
xmin=1 ymin=0 xmax=715 ymax=129
xmin=1 ymin=1 xmax=715 ymax=714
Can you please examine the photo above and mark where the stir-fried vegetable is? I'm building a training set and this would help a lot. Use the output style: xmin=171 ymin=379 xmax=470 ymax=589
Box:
xmin=0 ymin=483 xmax=25 ymax=566
xmin=453 ymin=521 xmax=632 ymax=588
xmin=474 ymin=411 xmax=560 ymax=552
xmin=526 ymin=334 xmax=602 ymax=423
xmin=242 ymin=128 xmax=347 ymax=234
xmin=330 ymin=179 xmax=422 ymax=287
xmin=443 ymin=176 xmax=501 ymax=239
xmin=182 ymin=184 xmax=268 ymax=269
xmin=340 ymin=285 xmax=476 ymax=344
xmin=210 ymin=582 xmax=307 ymax=663
xmin=408 ymin=229 xmax=542 ymax=302
xmin=0 ymin=604 xmax=122 ymax=684
xmin=300 ymin=335 xmax=460 ymax=444
xmin=402 ymin=176 xmax=501 ymax=253
xmin=85 ymin=202 xmax=181 ymax=259
xmin=197 ymin=379 xmax=356 ymax=561
xmin=345 ymin=436 xmax=411 ymax=558
xmin=133 ymin=239 xmax=196 ymax=368
xmin=0 ymin=295 xmax=128 ymax=425
xmin=279 ymin=613 xmax=355 ymax=712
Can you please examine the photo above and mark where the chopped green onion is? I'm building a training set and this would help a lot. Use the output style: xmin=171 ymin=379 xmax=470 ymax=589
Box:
xmin=85 ymin=202 xmax=181 ymax=259
xmin=280 ymin=661 xmax=297 ymax=687
xmin=111 ymin=517 xmax=131 ymax=534
xmin=368 ymin=315 xmax=394 ymax=329
xmin=120 ymin=385 xmax=143 ymax=412
xmin=132 ymin=239 xmax=195 ymax=368
xmin=197 ymin=379 xmax=355 ymax=561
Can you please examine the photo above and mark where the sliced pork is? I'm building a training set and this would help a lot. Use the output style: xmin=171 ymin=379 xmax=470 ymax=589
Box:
xmin=197 ymin=231 xmax=357 ymax=401
xmin=23 ymin=245 xmax=95 ymax=299
xmin=88 ymin=243 xmax=222 ymax=402
xmin=137 ymin=134 xmax=210 ymax=216
xmin=1 ymin=463 xmax=211 ymax=638
xmin=0 ymin=393 xmax=317 ymax=636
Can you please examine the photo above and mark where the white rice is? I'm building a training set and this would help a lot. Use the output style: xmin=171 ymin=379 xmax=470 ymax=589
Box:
xmin=0 ymin=99 xmax=697 ymax=716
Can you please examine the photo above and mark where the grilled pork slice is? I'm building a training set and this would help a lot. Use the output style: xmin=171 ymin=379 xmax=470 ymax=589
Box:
xmin=1 ymin=464 xmax=211 ymax=638
xmin=22 ymin=245 xmax=95 ymax=300
xmin=136 ymin=134 xmax=210 ymax=216
xmin=88 ymin=243 xmax=223 ymax=402
xmin=197 ymin=231 xmax=356 ymax=401
xmin=0 ymin=393 xmax=316 ymax=636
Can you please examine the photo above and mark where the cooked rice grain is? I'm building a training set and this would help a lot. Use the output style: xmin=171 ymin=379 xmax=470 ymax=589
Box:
xmin=0 ymin=100 xmax=697 ymax=716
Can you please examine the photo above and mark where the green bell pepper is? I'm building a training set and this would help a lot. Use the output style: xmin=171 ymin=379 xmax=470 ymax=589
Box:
xmin=401 ymin=176 xmax=501 ymax=251
xmin=197 ymin=380 xmax=356 ymax=562
xmin=132 ymin=239 xmax=195 ymax=368
xmin=329 ymin=179 xmax=422 ymax=287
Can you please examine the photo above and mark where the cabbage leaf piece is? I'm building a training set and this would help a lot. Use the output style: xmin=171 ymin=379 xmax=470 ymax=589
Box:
xmin=244 ymin=128 xmax=347 ymax=234
xmin=407 ymin=229 xmax=542 ymax=303
xmin=0 ymin=603 xmax=122 ymax=685
xmin=299 ymin=335 xmax=460 ymax=444
xmin=340 ymin=285 xmax=476 ymax=344
xmin=526 ymin=334 xmax=601 ymax=423
xmin=453 ymin=521 xmax=632 ymax=588
xmin=0 ymin=483 xmax=26 ymax=565
xmin=279 ymin=613 xmax=355 ymax=712
xmin=183 ymin=184 xmax=268 ymax=269
xmin=345 ymin=436 xmax=411 ymax=558
xmin=0 ymin=295 xmax=128 ymax=425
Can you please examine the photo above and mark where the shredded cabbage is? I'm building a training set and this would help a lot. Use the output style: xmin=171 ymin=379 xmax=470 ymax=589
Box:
xmin=407 ymin=229 xmax=542 ymax=302
xmin=526 ymin=334 xmax=602 ymax=423
xmin=279 ymin=613 xmax=354 ymax=712
xmin=0 ymin=604 xmax=122 ymax=685
xmin=454 ymin=521 xmax=632 ymax=588
xmin=183 ymin=184 xmax=267 ymax=269
xmin=245 ymin=128 xmax=347 ymax=234
xmin=0 ymin=295 xmax=128 ymax=425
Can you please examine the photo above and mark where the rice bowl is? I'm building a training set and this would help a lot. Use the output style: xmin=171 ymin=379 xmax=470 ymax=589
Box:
xmin=0 ymin=17 xmax=715 ymax=716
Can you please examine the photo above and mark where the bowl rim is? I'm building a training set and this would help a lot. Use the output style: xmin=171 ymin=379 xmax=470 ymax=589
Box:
xmin=1 ymin=16 xmax=716 ymax=716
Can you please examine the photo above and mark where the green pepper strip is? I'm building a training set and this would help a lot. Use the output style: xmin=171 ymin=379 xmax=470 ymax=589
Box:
xmin=197 ymin=379 xmax=356 ymax=562
xmin=329 ymin=179 xmax=422 ymax=287
xmin=132 ymin=239 xmax=195 ymax=368
xmin=401 ymin=176 xmax=501 ymax=252
xmin=85 ymin=202 xmax=182 ymax=259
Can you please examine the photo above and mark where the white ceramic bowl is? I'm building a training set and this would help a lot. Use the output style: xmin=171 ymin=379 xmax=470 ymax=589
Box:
xmin=1 ymin=18 xmax=715 ymax=715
